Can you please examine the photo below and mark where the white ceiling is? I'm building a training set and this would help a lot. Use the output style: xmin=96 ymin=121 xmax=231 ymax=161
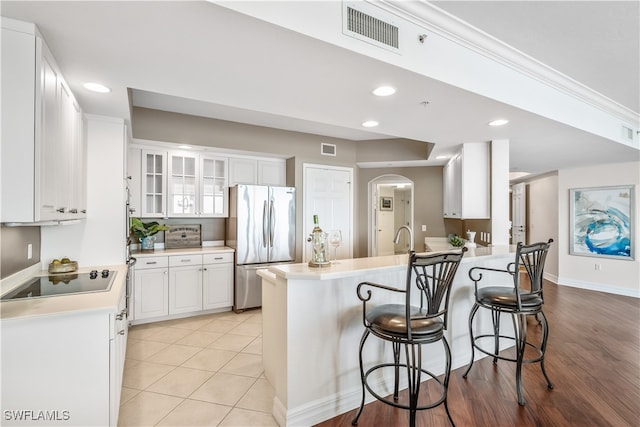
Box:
xmin=2 ymin=1 xmax=639 ymax=177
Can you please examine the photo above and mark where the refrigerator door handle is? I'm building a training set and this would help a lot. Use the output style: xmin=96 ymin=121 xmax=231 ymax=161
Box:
xmin=269 ymin=199 xmax=275 ymax=247
xmin=262 ymin=200 xmax=269 ymax=248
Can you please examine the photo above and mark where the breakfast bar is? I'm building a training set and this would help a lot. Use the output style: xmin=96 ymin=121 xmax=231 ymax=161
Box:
xmin=258 ymin=246 xmax=518 ymax=426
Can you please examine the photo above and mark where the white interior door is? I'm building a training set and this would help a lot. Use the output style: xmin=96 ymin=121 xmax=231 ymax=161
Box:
xmin=303 ymin=164 xmax=353 ymax=262
xmin=512 ymin=182 xmax=526 ymax=244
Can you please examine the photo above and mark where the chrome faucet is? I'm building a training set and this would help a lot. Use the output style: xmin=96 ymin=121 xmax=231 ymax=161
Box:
xmin=393 ymin=225 xmax=414 ymax=252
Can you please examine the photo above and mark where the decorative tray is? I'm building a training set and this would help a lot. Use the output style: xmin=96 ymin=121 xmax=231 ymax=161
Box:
xmin=48 ymin=261 xmax=78 ymax=274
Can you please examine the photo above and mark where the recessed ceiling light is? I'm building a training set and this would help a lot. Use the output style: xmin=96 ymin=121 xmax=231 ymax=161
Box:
xmin=83 ymin=82 xmax=111 ymax=93
xmin=372 ymin=86 xmax=396 ymax=97
xmin=488 ymin=119 xmax=509 ymax=126
xmin=178 ymin=145 xmax=192 ymax=149
xmin=362 ymin=120 xmax=379 ymax=128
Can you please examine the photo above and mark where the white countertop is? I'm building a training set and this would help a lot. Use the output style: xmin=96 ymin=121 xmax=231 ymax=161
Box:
xmin=0 ymin=264 xmax=129 ymax=320
xmin=131 ymin=246 xmax=234 ymax=258
xmin=266 ymin=245 xmax=515 ymax=281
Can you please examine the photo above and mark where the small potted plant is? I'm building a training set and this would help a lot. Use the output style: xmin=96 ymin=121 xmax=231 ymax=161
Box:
xmin=448 ymin=233 xmax=465 ymax=248
xmin=130 ymin=218 xmax=169 ymax=252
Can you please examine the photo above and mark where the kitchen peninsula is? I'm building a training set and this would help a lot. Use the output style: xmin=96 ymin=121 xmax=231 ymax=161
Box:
xmin=258 ymin=246 xmax=518 ymax=426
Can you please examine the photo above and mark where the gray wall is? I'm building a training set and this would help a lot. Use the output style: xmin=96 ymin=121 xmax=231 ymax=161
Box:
xmin=1 ymin=226 xmax=40 ymax=279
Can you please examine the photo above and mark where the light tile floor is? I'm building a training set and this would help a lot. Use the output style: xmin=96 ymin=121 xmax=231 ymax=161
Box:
xmin=118 ymin=309 xmax=278 ymax=427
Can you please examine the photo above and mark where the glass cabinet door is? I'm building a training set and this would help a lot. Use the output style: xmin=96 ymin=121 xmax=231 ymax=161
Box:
xmin=200 ymin=156 xmax=228 ymax=217
xmin=169 ymin=154 xmax=198 ymax=216
xmin=141 ymin=150 xmax=167 ymax=217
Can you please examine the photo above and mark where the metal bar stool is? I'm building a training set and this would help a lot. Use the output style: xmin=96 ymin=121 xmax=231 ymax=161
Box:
xmin=352 ymin=248 xmax=467 ymax=427
xmin=462 ymin=239 xmax=554 ymax=405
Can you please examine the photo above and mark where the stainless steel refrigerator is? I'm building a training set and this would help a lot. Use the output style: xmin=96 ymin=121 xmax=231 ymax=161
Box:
xmin=227 ymin=184 xmax=296 ymax=311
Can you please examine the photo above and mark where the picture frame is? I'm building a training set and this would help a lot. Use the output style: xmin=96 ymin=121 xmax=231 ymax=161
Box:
xmin=380 ymin=196 xmax=393 ymax=211
xmin=569 ymin=185 xmax=634 ymax=260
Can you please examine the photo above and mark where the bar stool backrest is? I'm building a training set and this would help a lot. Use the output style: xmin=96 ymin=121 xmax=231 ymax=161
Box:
xmin=405 ymin=248 xmax=467 ymax=338
xmin=513 ymin=239 xmax=553 ymax=307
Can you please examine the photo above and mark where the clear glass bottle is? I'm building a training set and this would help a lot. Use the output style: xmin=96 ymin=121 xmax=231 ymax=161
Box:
xmin=309 ymin=215 xmax=328 ymax=266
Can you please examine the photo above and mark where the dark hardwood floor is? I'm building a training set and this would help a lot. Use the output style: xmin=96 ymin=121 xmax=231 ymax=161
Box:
xmin=315 ymin=280 xmax=640 ymax=427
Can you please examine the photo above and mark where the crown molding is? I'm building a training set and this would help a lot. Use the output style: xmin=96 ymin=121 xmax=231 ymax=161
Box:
xmin=374 ymin=0 xmax=639 ymax=126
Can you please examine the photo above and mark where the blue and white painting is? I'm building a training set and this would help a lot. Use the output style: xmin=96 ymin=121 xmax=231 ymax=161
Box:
xmin=571 ymin=185 xmax=634 ymax=259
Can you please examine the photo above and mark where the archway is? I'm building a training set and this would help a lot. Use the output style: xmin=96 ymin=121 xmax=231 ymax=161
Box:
xmin=368 ymin=174 xmax=414 ymax=256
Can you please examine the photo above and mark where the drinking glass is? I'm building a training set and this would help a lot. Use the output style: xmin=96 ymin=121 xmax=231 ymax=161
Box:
xmin=329 ymin=230 xmax=342 ymax=263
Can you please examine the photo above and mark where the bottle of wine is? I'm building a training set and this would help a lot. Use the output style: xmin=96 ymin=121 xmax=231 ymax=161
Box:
xmin=310 ymin=214 xmax=328 ymax=265
xmin=312 ymin=214 xmax=322 ymax=234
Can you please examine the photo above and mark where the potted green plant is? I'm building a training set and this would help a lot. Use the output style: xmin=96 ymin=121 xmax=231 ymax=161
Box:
xmin=130 ymin=218 xmax=169 ymax=251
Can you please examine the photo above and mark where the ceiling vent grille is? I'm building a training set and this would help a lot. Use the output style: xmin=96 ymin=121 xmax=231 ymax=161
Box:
xmin=343 ymin=3 xmax=400 ymax=52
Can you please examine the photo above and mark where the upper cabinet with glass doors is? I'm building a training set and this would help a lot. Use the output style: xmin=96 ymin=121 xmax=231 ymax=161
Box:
xmin=137 ymin=148 xmax=228 ymax=218
xmin=200 ymin=156 xmax=228 ymax=217
xmin=141 ymin=150 xmax=167 ymax=217
xmin=169 ymin=153 xmax=198 ymax=217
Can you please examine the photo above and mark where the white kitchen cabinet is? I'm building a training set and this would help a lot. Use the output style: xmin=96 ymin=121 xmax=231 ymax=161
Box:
xmin=200 ymin=155 xmax=228 ymax=217
xmin=258 ymin=159 xmax=287 ymax=186
xmin=132 ymin=250 xmax=234 ymax=324
xmin=228 ymin=156 xmax=286 ymax=186
xmin=1 ymin=18 xmax=86 ymax=223
xmin=168 ymin=152 xmax=198 ymax=216
xmin=1 ymin=275 xmax=128 ymax=427
xmin=133 ymin=257 xmax=169 ymax=320
xmin=141 ymin=150 xmax=168 ymax=217
xmin=110 ymin=282 xmax=128 ymax=425
xmin=168 ymin=153 xmax=228 ymax=217
xmin=443 ymin=142 xmax=490 ymax=219
xmin=228 ymin=157 xmax=258 ymax=186
xmin=203 ymin=252 xmax=234 ymax=310
xmin=168 ymin=255 xmax=203 ymax=314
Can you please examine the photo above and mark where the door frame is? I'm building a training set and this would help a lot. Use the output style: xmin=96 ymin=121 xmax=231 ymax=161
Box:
xmin=302 ymin=163 xmax=354 ymax=262
xmin=368 ymin=174 xmax=414 ymax=257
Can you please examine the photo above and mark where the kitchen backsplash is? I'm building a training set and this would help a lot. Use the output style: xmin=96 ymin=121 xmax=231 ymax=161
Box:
xmin=1 ymin=226 xmax=41 ymax=279
xmin=130 ymin=218 xmax=225 ymax=245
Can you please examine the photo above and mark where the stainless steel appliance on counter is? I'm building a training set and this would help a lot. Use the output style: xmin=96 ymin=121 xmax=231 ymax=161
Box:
xmin=227 ymin=184 xmax=296 ymax=311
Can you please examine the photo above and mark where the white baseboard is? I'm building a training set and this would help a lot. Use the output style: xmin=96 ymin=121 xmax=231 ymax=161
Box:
xmin=556 ymin=276 xmax=640 ymax=298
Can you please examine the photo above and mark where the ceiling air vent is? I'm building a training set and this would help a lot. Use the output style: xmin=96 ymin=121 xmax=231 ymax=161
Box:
xmin=620 ymin=124 xmax=635 ymax=142
xmin=321 ymin=143 xmax=337 ymax=156
xmin=343 ymin=2 xmax=400 ymax=52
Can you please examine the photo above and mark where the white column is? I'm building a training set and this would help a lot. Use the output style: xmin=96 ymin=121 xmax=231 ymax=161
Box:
xmin=491 ymin=139 xmax=510 ymax=246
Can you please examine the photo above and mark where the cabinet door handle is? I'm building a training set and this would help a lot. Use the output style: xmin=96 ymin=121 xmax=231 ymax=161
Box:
xmin=118 ymin=330 xmax=125 ymax=335
xmin=69 ymin=208 xmax=78 ymax=214
xmin=56 ymin=207 xmax=66 ymax=213
xmin=203 ymin=267 xmax=207 ymax=271
xmin=81 ymin=209 xmax=87 ymax=214
xmin=146 ymin=261 xmax=157 ymax=265
xmin=214 ymin=257 xmax=223 ymax=260
xmin=181 ymin=259 xmax=191 ymax=262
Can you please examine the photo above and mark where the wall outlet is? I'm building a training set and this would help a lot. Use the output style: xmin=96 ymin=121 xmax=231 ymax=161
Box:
xmin=27 ymin=243 xmax=33 ymax=260
xmin=421 ymin=225 xmax=427 ymax=232
xmin=595 ymin=263 xmax=602 ymax=271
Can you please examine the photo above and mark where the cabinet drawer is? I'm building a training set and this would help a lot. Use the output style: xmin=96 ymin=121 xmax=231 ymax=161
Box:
xmin=203 ymin=252 xmax=234 ymax=264
xmin=136 ymin=256 xmax=169 ymax=270
xmin=169 ymin=254 xmax=203 ymax=267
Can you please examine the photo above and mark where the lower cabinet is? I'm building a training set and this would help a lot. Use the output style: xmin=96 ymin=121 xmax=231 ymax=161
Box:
xmin=169 ymin=255 xmax=203 ymax=315
xmin=133 ymin=257 xmax=169 ymax=321
xmin=203 ymin=253 xmax=234 ymax=310
xmin=1 ymin=280 xmax=128 ymax=427
xmin=132 ymin=251 xmax=233 ymax=324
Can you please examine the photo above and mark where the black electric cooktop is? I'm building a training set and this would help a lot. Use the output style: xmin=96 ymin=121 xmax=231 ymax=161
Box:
xmin=1 ymin=270 xmax=117 ymax=301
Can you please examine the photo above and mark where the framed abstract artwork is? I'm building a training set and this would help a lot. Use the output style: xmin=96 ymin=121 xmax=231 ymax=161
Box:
xmin=569 ymin=185 xmax=635 ymax=260
xmin=380 ymin=196 xmax=393 ymax=211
